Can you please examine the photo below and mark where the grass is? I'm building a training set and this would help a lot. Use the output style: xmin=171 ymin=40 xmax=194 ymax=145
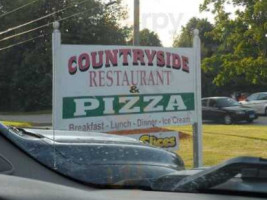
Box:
xmin=1 ymin=121 xmax=32 ymax=127
xmin=169 ymin=125 xmax=267 ymax=168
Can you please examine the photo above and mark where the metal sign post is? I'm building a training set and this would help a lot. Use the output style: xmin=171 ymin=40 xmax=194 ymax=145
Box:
xmin=193 ymin=29 xmax=203 ymax=168
xmin=52 ymin=21 xmax=61 ymax=130
xmin=52 ymin=21 xmax=61 ymax=169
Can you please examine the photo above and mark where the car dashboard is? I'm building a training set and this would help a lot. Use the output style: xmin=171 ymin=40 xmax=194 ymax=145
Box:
xmin=0 ymin=175 xmax=265 ymax=200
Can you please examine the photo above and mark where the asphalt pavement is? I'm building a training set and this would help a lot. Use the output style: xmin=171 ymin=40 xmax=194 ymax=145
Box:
xmin=251 ymin=116 xmax=267 ymax=126
xmin=0 ymin=114 xmax=52 ymax=125
xmin=203 ymin=116 xmax=267 ymax=126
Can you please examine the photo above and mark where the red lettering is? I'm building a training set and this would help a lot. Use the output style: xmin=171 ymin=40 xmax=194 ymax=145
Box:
xmin=148 ymin=71 xmax=155 ymax=85
xmin=131 ymin=71 xmax=138 ymax=85
xmin=68 ymin=50 xmax=190 ymax=76
xmin=68 ymin=56 xmax=77 ymax=75
xmin=105 ymin=50 xmax=118 ymax=67
xmin=140 ymin=71 xmax=147 ymax=85
xmin=165 ymin=71 xmax=171 ymax=85
xmin=106 ymin=71 xmax=113 ymax=87
xmin=182 ymin=56 xmax=189 ymax=73
xmin=114 ymin=71 xmax=122 ymax=86
xmin=166 ymin=52 xmax=172 ymax=68
xmin=91 ymin=51 xmax=104 ymax=69
xmin=78 ymin=53 xmax=90 ymax=72
xmin=119 ymin=49 xmax=131 ymax=66
xmin=172 ymin=54 xmax=181 ymax=70
xmin=145 ymin=50 xmax=156 ymax=66
xmin=122 ymin=71 xmax=130 ymax=86
xmin=99 ymin=71 xmax=105 ymax=87
xmin=157 ymin=51 xmax=165 ymax=67
xmin=133 ymin=49 xmax=145 ymax=65
xmin=89 ymin=71 xmax=97 ymax=87
xmin=156 ymin=71 xmax=164 ymax=85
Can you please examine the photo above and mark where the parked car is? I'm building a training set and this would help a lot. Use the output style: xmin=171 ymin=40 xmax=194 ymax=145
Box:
xmin=202 ymin=97 xmax=257 ymax=124
xmin=239 ymin=92 xmax=267 ymax=116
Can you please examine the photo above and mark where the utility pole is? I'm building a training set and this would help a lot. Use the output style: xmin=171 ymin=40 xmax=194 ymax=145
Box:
xmin=133 ymin=0 xmax=140 ymax=46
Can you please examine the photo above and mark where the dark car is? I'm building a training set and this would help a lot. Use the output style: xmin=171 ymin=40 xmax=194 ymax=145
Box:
xmin=202 ymin=97 xmax=257 ymax=124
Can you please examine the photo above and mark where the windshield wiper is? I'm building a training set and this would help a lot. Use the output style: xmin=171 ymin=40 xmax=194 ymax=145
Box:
xmin=152 ymin=157 xmax=267 ymax=192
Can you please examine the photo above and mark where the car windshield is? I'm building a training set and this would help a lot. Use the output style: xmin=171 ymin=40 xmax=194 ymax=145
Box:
xmin=216 ymin=98 xmax=240 ymax=107
xmin=0 ymin=0 xmax=267 ymax=197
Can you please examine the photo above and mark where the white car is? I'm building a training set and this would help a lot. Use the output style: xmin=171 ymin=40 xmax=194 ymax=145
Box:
xmin=240 ymin=92 xmax=267 ymax=115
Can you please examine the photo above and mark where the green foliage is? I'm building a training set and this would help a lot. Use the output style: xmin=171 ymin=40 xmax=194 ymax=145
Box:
xmin=200 ymin=0 xmax=267 ymax=87
xmin=173 ymin=18 xmax=215 ymax=52
xmin=0 ymin=0 xmax=130 ymax=111
xmin=128 ymin=28 xmax=162 ymax=46
xmin=139 ymin=29 xmax=162 ymax=46
xmin=173 ymin=18 xmax=220 ymax=97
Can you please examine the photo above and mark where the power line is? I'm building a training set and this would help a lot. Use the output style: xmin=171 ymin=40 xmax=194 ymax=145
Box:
xmin=0 ymin=34 xmax=48 ymax=52
xmin=0 ymin=0 xmax=95 ymax=36
xmin=0 ymin=0 xmax=42 ymax=19
xmin=0 ymin=23 xmax=50 ymax=43
xmin=0 ymin=1 xmax=116 ymax=44
xmin=57 ymin=1 xmax=116 ymax=22
xmin=0 ymin=9 xmax=92 ymax=43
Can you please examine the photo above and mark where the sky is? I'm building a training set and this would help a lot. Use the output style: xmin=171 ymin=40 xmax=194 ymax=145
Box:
xmin=121 ymin=0 xmax=215 ymax=47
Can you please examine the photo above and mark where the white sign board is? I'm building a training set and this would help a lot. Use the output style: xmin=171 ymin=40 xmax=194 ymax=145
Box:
xmin=54 ymin=45 xmax=196 ymax=132
xmin=125 ymin=131 xmax=179 ymax=152
xmin=52 ymin=24 xmax=202 ymax=167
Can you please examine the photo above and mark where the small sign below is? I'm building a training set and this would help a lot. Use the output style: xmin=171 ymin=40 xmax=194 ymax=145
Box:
xmin=127 ymin=131 xmax=179 ymax=152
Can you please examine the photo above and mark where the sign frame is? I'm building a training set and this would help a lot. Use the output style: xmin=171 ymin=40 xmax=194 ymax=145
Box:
xmin=52 ymin=21 xmax=202 ymax=167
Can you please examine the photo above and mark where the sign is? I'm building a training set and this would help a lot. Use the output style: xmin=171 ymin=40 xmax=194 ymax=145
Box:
xmin=127 ymin=131 xmax=179 ymax=151
xmin=52 ymin=22 xmax=202 ymax=167
xmin=53 ymin=45 xmax=196 ymax=132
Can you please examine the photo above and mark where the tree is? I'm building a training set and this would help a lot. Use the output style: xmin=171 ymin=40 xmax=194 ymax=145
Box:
xmin=139 ymin=29 xmax=162 ymax=46
xmin=173 ymin=17 xmax=217 ymax=57
xmin=200 ymin=0 xmax=267 ymax=87
xmin=0 ymin=0 xmax=130 ymax=111
xmin=173 ymin=18 xmax=220 ymax=97
xmin=128 ymin=28 xmax=162 ymax=46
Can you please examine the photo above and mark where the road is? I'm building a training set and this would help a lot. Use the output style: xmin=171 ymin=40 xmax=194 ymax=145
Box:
xmin=0 ymin=113 xmax=266 ymax=126
xmin=0 ymin=114 xmax=52 ymax=125
xmin=203 ymin=116 xmax=267 ymax=126
xmin=251 ymin=116 xmax=267 ymax=126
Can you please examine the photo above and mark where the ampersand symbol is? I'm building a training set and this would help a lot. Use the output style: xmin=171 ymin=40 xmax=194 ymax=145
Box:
xmin=130 ymin=86 xmax=140 ymax=94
